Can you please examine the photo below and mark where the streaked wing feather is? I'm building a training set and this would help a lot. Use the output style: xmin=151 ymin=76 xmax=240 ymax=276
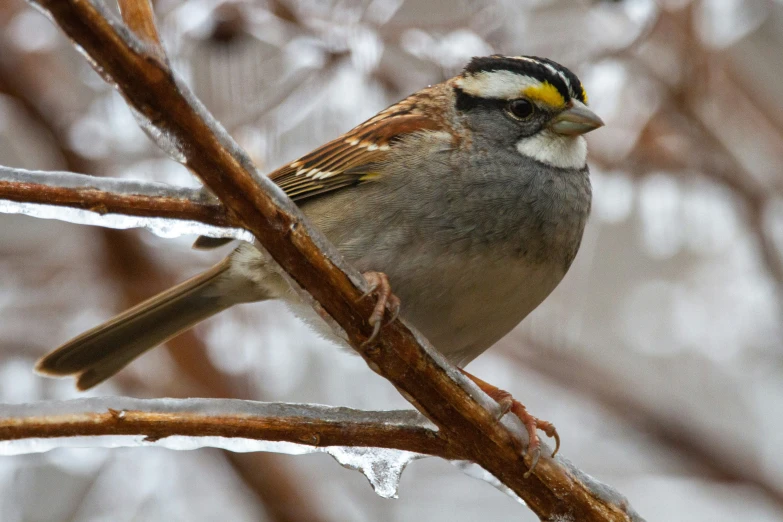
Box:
xmin=269 ymin=112 xmax=441 ymax=202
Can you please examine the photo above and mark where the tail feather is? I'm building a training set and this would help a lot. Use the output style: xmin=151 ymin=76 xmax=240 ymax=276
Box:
xmin=36 ymin=258 xmax=258 ymax=390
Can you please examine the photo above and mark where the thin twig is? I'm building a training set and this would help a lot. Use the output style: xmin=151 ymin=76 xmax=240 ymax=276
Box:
xmin=0 ymin=398 xmax=450 ymax=457
xmin=0 ymin=166 xmax=236 ymax=229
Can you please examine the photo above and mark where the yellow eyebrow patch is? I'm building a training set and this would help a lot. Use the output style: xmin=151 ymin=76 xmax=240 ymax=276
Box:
xmin=581 ymin=84 xmax=589 ymax=103
xmin=522 ymin=81 xmax=566 ymax=108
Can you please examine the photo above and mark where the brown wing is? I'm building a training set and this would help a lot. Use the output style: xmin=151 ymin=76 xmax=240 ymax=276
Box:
xmin=192 ymin=91 xmax=447 ymax=250
xmin=270 ymin=104 xmax=443 ymax=202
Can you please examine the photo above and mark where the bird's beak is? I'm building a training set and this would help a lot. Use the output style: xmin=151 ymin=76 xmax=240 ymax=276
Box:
xmin=549 ymin=102 xmax=604 ymax=136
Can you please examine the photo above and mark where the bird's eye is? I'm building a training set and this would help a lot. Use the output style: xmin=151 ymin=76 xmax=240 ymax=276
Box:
xmin=508 ymin=99 xmax=534 ymax=120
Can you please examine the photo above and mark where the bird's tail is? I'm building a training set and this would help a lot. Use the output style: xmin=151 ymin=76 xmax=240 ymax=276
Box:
xmin=35 ymin=257 xmax=261 ymax=390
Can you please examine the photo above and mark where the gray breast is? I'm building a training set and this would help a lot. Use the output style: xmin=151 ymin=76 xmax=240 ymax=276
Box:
xmin=374 ymin=137 xmax=593 ymax=269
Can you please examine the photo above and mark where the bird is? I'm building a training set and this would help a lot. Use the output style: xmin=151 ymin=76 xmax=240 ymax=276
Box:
xmin=35 ymin=55 xmax=603 ymax=466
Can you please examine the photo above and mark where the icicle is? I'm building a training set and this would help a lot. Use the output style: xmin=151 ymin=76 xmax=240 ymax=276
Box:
xmin=327 ymin=446 xmax=421 ymax=499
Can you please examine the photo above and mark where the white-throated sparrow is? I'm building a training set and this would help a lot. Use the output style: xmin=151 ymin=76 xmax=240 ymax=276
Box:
xmin=36 ymin=55 xmax=603 ymax=464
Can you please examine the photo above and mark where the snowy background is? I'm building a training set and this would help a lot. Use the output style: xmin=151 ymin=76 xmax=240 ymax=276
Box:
xmin=1 ymin=0 xmax=783 ymax=520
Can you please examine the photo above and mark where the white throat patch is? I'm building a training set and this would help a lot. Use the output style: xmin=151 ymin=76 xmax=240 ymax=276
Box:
xmin=516 ymin=131 xmax=587 ymax=169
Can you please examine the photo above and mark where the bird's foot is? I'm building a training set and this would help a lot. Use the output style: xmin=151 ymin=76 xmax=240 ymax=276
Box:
xmin=358 ymin=271 xmax=401 ymax=345
xmin=460 ymin=369 xmax=559 ymax=477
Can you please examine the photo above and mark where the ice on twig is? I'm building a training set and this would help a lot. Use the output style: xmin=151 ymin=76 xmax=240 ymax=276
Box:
xmin=0 ymin=199 xmax=250 ymax=240
xmin=0 ymin=396 xmax=642 ymax=511
xmin=0 ymin=166 xmax=212 ymax=199
xmin=0 ymin=397 xmax=431 ymax=499
xmin=454 ymin=452 xmax=642 ymax=519
xmin=453 ymin=461 xmax=526 ymax=506
xmin=130 ymin=107 xmax=188 ymax=164
xmin=0 ymin=166 xmax=252 ymax=241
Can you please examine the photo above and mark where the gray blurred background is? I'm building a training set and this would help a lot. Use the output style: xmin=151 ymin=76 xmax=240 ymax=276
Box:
xmin=1 ymin=0 xmax=783 ymax=520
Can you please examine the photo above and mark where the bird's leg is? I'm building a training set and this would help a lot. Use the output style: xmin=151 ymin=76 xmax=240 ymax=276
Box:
xmin=460 ymin=369 xmax=559 ymax=475
xmin=358 ymin=271 xmax=401 ymax=345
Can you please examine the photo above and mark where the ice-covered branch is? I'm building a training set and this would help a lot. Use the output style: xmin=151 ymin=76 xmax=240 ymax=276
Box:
xmin=0 ymin=166 xmax=250 ymax=240
xmin=0 ymin=398 xmax=443 ymax=455
xmin=17 ymin=1 xmax=644 ymax=519
xmin=0 ymin=398 xmax=444 ymax=498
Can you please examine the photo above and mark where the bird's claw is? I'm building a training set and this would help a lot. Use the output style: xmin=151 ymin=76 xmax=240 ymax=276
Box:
xmin=358 ymin=271 xmax=400 ymax=346
xmin=510 ymin=400 xmax=559 ymax=475
xmin=459 ymin=369 xmax=559 ymax=477
xmin=524 ymin=447 xmax=541 ymax=479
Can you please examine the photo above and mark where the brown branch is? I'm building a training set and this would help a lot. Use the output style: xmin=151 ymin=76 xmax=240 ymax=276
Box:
xmin=0 ymin=399 xmax=451 ymax=457
xmin=17 ymin=1 xmax=644 ymax=519
xmin=0 ymin=171 xmax=235 ymax=229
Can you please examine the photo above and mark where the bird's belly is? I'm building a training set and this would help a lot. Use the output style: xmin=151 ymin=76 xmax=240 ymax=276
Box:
xmin=350 ymin=245 xmax=565 ymax=367
xmin=234 ymin=233 xmax=565 ymax=367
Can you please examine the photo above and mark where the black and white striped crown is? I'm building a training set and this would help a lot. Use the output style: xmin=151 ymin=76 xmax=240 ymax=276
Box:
xmin=455 ymin=55 xmax=587 ymax=108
